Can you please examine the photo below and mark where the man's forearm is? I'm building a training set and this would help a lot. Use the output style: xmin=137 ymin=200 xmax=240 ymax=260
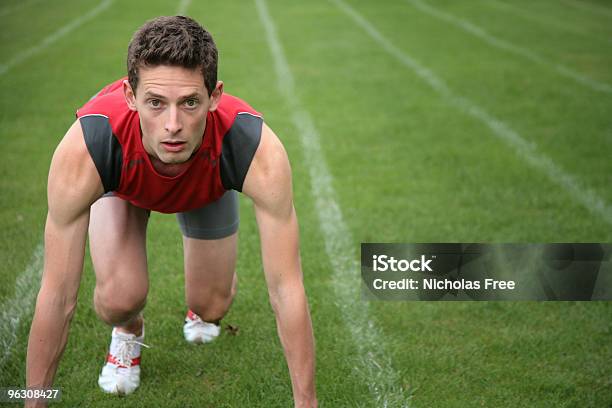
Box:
xmin=273 ymin=286 xmax=316 ymax=407
xmin=26 ymin=288 xmax=76 ymax=397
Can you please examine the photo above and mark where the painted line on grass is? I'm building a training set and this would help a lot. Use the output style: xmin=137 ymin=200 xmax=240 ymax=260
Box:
xmin=177 ymin=0 xmax=192 ymax=15
xmin=0 ymin=244 xmax=43 ymax=371
xmin=406 ymin=0 xmax=612 ymax=94
xmin=1 ymin=0 xmax=188 ymax=380
xmin=561 ymin=0 xmax=612 ymax=18
xmin=0 ymin=0 xmax=114 ymax=76
xmin=0 ymin=0 xmax=114 ymax=374
xmin=331 ymin=0 xmax=612 ymax=227
xmin=255 ymin=0 xmax=410 ymax=406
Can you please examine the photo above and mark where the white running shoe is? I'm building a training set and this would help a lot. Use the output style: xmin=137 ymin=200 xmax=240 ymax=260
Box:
xmin=183 ymin=310 xmax=221 ymax=344
xmin=98 ymin=327 xmax=149 ymax=395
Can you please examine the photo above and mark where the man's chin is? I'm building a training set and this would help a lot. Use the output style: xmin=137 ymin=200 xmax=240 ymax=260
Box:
xmin=164 ymin=157 xmax=188 ymax=164
xmin=155 ymin=152 xmax=191 ymax=165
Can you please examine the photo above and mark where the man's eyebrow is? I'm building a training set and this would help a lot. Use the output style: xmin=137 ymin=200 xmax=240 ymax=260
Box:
xmin=143 ymin=91 xmax=202 ymax=100
xmin=143 ymin=91 xmax=166 ymax=99
xmin=179 ymin=93 xmax=202 ymax=100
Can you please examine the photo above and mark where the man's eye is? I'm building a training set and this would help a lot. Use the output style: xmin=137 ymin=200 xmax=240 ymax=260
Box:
xmin=185 ymin=99 xmax=199 ymax=108
xmin=148 ymin=99 xmax=161 ymax=108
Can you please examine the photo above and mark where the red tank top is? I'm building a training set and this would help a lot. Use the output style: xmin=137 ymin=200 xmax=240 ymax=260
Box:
xmin=76 ymin=78 xmax=262 ymax=213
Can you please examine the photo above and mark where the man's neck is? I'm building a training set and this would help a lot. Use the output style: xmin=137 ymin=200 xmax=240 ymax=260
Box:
xmin=149 ymin=156 xmax=192 ymax=177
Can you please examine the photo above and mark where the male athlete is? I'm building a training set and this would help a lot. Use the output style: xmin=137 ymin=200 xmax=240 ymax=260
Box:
xmin=25 ymin=16 xmax=316 ymax=407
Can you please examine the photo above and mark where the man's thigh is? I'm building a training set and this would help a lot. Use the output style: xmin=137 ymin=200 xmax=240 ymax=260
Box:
xmin=178 ymin=190 xmax=239 ymax=304
xmin=89 ymin=194 xmax=150 ymax=294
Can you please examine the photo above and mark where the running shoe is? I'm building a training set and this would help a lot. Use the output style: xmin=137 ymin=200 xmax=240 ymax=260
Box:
xmin=183 ymin=310 xmax=221 ymax=344
xmin=98 ymin=326 xmax=149 ymax=395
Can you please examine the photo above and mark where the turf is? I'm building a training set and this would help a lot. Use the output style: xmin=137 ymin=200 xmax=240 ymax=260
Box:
xmin=1 ymin=0 xmax=611 ymax=406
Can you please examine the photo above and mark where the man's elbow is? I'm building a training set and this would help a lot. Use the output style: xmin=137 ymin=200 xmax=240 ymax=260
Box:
xmin=267 ymin=280 xmax=308 ymax=316
xmin=267 ymin=288 xmax=282 ymax=315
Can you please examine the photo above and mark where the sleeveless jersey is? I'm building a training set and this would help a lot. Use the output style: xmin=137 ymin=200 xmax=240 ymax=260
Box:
xmin=76 ymin=78 xmax=262 ymax=214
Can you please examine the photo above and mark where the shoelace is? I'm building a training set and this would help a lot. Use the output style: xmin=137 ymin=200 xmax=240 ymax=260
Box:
xmin=115 ymin=338 xmax=150 ymax=368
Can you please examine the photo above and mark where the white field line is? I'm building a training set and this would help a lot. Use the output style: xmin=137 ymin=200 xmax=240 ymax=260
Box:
xmin=0 ymin=0 xmax=188 ymax=380
xmin=0 ymin=0 xmax=44 ymax=18
xmin=0 ymin=0 xmax=114 ymax=76
xmin=406 ymin=0 xmax=612 ymax=94
xmin=561 ymin=0 xmax=612 ymax=18
xmin=485 ymin=0 xmax=612 ymax=46
xmin=0 ymin=244 xmax=43 ymax=370
xmin=331 ymin=0 xmax=612 ymax=227
xmin=177 ymin=0 xmax=192 ymax=15
xmin=255 ymin=0 xmax=410 ymax=406
xmin=0 ymin=0 xmax=114 ymax=374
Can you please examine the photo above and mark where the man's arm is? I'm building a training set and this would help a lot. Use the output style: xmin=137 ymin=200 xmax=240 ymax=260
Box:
xmin=242 ymin=122 xmax=317 ymax=408
xmin=26 ymin=120 xmax=103 ymax=406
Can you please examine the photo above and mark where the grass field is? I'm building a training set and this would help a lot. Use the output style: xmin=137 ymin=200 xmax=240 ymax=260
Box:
xmin=1 ymin=0 xmax=612 ymax=406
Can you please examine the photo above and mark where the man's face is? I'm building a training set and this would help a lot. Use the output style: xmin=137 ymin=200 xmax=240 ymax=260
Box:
xmin=124 ymin=65 xmax=222 ymax=165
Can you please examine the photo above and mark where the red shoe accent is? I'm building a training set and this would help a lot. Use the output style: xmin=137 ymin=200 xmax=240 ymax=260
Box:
xmin=186 ymin=309 xmax=198 ymax=321
xmin=106 ymin=354 xmax=141 ymax=368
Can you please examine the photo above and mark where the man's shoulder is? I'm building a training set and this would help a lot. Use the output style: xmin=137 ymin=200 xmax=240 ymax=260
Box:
xmin=75 ymin=78 xmax=139 ymax=151
xmin=76 ymin=78 xmax=129 ymax=120
xmin=215 ymin=93 xmax=262 ymax=124
xmin=216 ymin=93 xmax=264 ymax=192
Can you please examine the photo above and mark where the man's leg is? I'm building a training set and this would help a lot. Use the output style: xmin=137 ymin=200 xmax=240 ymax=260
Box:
xmin=184 ymin=232 xmax=238 ymax=322
xmin=177 ymin=190 xmax=239 ymax=343
xmin=88 ymin=194 xmax=149 ymax=395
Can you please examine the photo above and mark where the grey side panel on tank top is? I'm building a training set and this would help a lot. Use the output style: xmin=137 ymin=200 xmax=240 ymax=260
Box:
xmin=220 ymin=112 xmax=263 ymax=191
xmin=79 ymin=115 xmax=123 ymax=193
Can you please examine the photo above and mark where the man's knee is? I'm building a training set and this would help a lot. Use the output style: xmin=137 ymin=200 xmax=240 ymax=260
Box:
xmin=188 ymin=285 xmax=236 ymax=323
xmin=94 ymin=285 xmax=148 ymax=325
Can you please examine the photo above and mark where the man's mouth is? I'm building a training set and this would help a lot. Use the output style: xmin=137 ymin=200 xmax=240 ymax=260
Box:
xmin=161 ymin=141 xmax=187 ymax=153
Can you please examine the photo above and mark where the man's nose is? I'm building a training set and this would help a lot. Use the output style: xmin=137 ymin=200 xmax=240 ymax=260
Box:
xmin=165 ymin=105 xmax=182 ymax=134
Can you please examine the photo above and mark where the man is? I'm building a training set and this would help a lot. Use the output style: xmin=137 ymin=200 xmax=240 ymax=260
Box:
xmin=25 ymin=16 xmax=317 ymax=407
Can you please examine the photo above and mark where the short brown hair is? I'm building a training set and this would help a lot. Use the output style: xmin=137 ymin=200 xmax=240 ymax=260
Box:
xmin=127 ymin=16 xmax=218 ymax=96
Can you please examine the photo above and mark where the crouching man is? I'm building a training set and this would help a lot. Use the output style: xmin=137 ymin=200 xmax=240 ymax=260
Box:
xmin=25 ymin=15 xmax=316 ymax=408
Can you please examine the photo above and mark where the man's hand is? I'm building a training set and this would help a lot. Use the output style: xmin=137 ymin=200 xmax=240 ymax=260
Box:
xmin=242 ymin=122 xmax=317 ymax=407
xmin=25 ymin=120 xmax=103 ymax=407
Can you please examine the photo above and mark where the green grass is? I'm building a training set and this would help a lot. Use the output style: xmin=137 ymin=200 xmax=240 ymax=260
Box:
xmin=1 ymin=0 xmax=612 ymax=406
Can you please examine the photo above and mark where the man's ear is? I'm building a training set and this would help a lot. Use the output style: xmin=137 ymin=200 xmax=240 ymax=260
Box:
xmin=208 ymin=81 xmax=224 ymax=112
xmin=123 ymin=80 xmax=137 ymax=111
